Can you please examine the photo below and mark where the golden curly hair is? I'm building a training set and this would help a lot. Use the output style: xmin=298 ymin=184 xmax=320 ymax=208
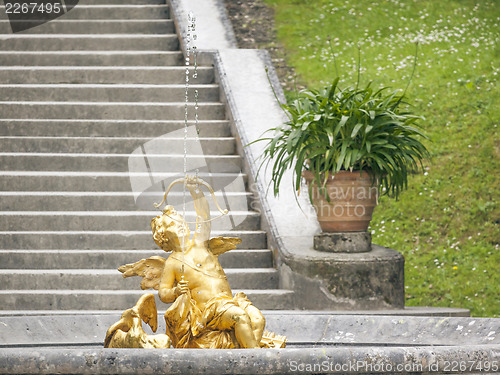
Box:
xmin=151 ymin=205 xmax=190 ymax=252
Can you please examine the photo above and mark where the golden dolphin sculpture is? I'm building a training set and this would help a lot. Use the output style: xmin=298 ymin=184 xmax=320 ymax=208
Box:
xmin=104 ymin=293 xmax=171 ymax=349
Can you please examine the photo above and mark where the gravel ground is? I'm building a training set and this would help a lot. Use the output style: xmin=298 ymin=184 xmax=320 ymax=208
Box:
xmin=223 ymin=0 xmax=297 ymax=92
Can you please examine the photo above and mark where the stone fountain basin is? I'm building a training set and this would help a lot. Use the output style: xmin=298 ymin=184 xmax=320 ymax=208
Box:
xmin=0 ymin=312 xmax=499 ymax=374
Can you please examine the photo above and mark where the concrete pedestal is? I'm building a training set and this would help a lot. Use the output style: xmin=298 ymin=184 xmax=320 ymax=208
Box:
xmin=279 ymin=242 xmax=405 ymax=310
xmin=314 ymin=232 xmax=372 ymax=253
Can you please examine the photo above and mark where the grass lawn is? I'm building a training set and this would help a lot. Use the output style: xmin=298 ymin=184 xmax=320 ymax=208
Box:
xmin=262 ymin=0 xmax=499 ymax=317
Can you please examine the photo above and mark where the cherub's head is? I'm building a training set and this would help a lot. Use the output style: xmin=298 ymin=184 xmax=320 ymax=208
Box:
xmin=151 ymin=206 xmax=190 ymax=252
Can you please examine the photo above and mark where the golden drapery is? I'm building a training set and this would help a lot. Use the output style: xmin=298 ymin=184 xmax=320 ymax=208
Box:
xmin=165 ymin=292 xmax=254 ymax=349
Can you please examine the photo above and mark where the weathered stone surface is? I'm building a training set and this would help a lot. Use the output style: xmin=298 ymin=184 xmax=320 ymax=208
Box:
xmin=1 ymin=313 xmax=497 ymax=348
xmin=314 ymin=231 xmax=372 ymax=253
xmin=1 ymin=313 xmax=498 ymax=374
xmin=1 ymin=346 xmax=499 ymax=375
xmin=277 ymin=244 xmax=405 ymax=310
xmin=0 ymin=302 xmax=495 ymax=374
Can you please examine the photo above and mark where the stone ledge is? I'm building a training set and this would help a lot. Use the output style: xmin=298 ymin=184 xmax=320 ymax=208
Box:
xmin=167 ymin=0 xmax=237 ymax=54
xmin=2 ymin=314 xmax=496 ymax=348
xmin=0 ymin=346 xmax=498 ymax=375
xmin=0 ymin=306 xmax=471 ymax=317
xmin=1 ymin=314 xmax=498 ymax=374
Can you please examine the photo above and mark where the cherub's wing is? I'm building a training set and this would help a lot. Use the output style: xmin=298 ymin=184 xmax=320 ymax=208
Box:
xmin=118 ymin=256 xmax=166 ymax=290
xmin=208 ymin=236 xmax=242 ymax=256
xmin=135 ymin=293 xmax=158 ymax=333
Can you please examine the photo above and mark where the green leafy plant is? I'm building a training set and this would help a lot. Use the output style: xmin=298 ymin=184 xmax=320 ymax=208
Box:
xmin=257 ymin=48 xmax=430 ymax=201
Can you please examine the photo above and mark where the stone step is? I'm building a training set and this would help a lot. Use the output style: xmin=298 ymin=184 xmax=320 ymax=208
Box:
xmin=0 ymin=34 xmax=178 ymax=51
xmin=0 ymin=102 xmax=225 ymax=120
xmin=0 ymin=67 xmax=214 ymax=85
xmin=0 ymin=211 xmax=261 ymax=231
xmin=0 ymin=230 xmax=267 ymax=250
xmin=0 ymin=172 xmax=247 ymax=192
xmin=0 ymin=51 xmax=184 ymax=66
xmin=0 ymin=249 xmax=273 ymax=270
xmin=0 ymin=153 xmax=242 ymax=173
xmin=0 ymin=136 xmax=234 ymax=154
xmin=0 ymin=191 xmax=253 ymax=212
xmin=67 ymin=5 xmax=171 ymax=19
xmin=0 ymin=268 xmax=279 ymax=290
xmin=0 ymin=289 xmax=294 ymax=311
xmin=0 ymin=19 xmax=174 ymax=34
xmin=0 ymin=5 xmax=171 ymax=20
xmin=0 ymin=120 xmax=230 ymax=138
xmin=0 ymin=84 xmax=219 ymax=102
xmin=0 ymin=0 xmax=292 ymax=313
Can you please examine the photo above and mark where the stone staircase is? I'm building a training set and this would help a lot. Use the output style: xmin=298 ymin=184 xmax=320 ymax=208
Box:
xmin=0 ymin=0 xmax=295 ymax=313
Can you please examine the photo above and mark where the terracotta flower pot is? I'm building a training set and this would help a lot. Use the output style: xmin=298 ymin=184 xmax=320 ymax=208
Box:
xmin=302 ymin=170 xmax=378 ymax=232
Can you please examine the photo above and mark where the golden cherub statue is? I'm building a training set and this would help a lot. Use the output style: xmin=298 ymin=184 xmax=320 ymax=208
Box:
xmin=105 ymin=176 xmax=286 ymax=349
